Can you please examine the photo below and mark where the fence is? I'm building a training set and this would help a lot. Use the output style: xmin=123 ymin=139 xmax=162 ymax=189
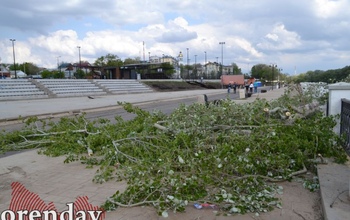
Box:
xmin=340 ymin=98 xmax=350 ymax=155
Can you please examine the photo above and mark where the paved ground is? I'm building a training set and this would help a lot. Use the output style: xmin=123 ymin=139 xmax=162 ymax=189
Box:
xmin=0 ymin=87 xmax=349 ymax=220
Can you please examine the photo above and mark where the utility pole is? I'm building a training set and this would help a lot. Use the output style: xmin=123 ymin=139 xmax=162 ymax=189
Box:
xmin=219 ymin=42 xmax=225 ymax=77
xmin=186 ymin=48 xmax=189 ymax=79
xmin=10 ymin=39 xmax=17 ymax=79
xmin=204 ymin=51 xmax=207 ymax=78
xmin=77 ymin=46 xmax=81 ymax=71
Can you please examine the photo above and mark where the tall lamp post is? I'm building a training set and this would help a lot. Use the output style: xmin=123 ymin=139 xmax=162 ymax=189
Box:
xmin=204 ymin=51 xmax=207 ymax=79
xmin=57 ymin=56 xmax=61 ymax=73
xmin=10 ymin=39 xmax=17 ymax=79
xmin=186 ymin=48 xmax=189 ymax=79
xmin=269 ymin=64 xmax=277 ymax=90
xmin=219 ymin=42 xmax=225 ymax=77
xmin=177 ymin=51 xmax=183 ymax=79
xmin=194 ymin=54 xmax=197 ymax=78
xmin=77 ymin=46 xmax=81 ymax=72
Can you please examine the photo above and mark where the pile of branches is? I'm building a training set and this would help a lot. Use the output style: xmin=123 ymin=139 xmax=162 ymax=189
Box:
xmin=0 ymin=84 xmax=346 ymax=216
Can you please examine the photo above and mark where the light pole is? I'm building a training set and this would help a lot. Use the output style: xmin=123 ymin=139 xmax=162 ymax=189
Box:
xmin=177 ymin=51 xmax=183 ymax=79
xmin=277 ymin=68 xmax=283 ymax=89
xmin=57 ymin=56 xmax=61 ymax=73
xmin=194 ymin=54 xmax=197 ymax=78
xmin=77 ymin=46 xmax=81 ymax=72
xmin=216 ymin=57 xmax=219 ymax=78
xmin=219 ymin=42 xmax=225 ymax=77
xmin=186 ymin=48 xmax=189 ymax=79
xmin=269 ymin=64 xmax=277 ymax=90
xmin=10 ymin=39 xmax=17 ymax=79
xmin=204 ymin=51 xmax=207 ymax=78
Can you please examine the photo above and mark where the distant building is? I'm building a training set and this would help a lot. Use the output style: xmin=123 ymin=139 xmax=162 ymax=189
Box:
xmin=0 ymin=65 xmax=11 ymax=78
xmin=0 ymin=65 xmax=27 ymax=78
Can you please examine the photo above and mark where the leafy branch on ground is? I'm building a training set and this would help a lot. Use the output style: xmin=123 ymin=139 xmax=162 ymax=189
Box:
xmin=0 ymin=84 xmax=347 ymax=216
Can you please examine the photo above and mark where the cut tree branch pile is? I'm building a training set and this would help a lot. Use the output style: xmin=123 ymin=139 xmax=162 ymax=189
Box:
xmin=0 ymin=85 xmax=346 ymax=216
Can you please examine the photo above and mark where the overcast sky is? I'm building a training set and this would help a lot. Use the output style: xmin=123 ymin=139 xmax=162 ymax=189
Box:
xmin=0 ymin=0 xmax=349 ymax=75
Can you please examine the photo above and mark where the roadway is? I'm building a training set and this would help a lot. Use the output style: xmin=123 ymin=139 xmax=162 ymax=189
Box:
xmin=0 ymin=91 xmax=239 ymax=132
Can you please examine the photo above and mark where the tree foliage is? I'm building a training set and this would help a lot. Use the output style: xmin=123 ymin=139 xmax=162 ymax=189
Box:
xmin=18 ymin=62 xmax=40 ymax=75
xmin=0 ymin=85 xmax=347 ymax=216
xmin=41 ymin=70 xmax=64 ymax=79
xmin=251 ymin=64 xmax=285 ymax=83
xmin=94 ymin=53 xmax=123 ymax=67
xmin=291 ymin=66 xmax=350 ymax=83
xmin=230 ymin=63 xmax=242 ymax=75
xmin=124 ymin=57 xmax=141 ymax=65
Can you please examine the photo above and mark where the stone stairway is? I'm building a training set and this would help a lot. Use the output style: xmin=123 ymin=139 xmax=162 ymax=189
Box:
xmin=0 ymin=79 xmax=154 ymax=100
xmin=93 ymin=79 xmax=153 ymax=94
xmin=0 ymin=79 xmax=48 ymax=100
xmin=35 ymin=79 xmax=107 ymax=97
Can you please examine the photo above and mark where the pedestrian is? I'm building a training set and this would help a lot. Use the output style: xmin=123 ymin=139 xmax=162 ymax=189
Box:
xmin=227 ymin=83 xmax=232 ymax=93
xmin=249 ymin=83 xmax=254 ymax=93
xmin=233 ymin=82 xmax=237 ymax=94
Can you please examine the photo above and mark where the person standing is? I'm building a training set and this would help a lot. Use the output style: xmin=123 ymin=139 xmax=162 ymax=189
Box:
xmin=249 ymin=83 xmax=254 ymax=93
xmin=227 ymin=83 xmax=232 ymax=93
xmin=233 ymin=82 xmax=237 ymax=94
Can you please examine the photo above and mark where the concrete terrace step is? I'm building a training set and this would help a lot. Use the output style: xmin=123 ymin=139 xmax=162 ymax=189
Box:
xmin=0 ymin=88 xmax=42 ymax=92
xmin=0 ymin=91 xmax=46 ymax=96
xmin=0 ymin=79 xmax=48 ymax=99
xmin=93 ymin=79 xmax=153 ymax=94
xmin=51 ymin=88 xmax=105 ymax=93
xmin=0 ymin=79 xmax=153 ymax=100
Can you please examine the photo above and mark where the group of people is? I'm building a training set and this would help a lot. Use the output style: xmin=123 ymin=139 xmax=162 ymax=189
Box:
xmin=227 ymin=82 xmax=254 ymax=94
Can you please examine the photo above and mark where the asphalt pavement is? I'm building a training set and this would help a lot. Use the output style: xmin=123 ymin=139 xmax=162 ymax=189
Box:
xmin=0 ymin=87 xmax=349 ymax=220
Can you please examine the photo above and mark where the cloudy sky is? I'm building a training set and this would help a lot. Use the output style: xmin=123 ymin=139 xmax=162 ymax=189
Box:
xmin=0 ymin=0 xmax=349 ymax=75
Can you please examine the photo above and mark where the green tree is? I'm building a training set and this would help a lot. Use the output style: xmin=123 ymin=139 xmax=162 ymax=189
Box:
xmin=41 ymin=70 xmax=53 ymax=79
xmin=75 ymin=69 xmax=86 ymax=79
xmin=9 ymin=63 xmax=20 ymax=72
xmin=19 ymin=62 xmax=40 ymax=75
xmin=41 ymin=70 xmax=64 ymax=79
xmin=251 ymin=64 xmax=271 ymax=80
xmin=124 ymin=57 xmax=141 ymax=65
xmin=94 ymin=54 xmax=123 ymax=67
xmin=231 ymin=63 xmax=242 ymax=75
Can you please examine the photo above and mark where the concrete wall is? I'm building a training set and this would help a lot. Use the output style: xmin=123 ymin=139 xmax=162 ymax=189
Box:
xmin=328 ymin=82 xmax=350 ymax=134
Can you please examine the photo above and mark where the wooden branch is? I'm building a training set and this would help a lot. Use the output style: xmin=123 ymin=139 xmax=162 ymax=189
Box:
xmin=225 ymin=164 xmax=307 ymax=182
xmin=25 ymin=129 xmax=100 ymax=137
xmin=154 ymin=123 xmax=168 ymax=131
xmin=107 ymin=198 xmax=159 ymax=208
xmin=112 ymin=141 xmax=138 ymax=162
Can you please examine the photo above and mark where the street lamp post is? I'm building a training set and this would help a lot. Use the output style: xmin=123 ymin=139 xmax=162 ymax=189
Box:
xmin=57 ymin=56 xmax=61 ymax=73
xmin=10 ymin=39 xmax=17 ymax=79
xmin=204 ymin=51 xmax=207 ymax=78
xmin=77 ymin=46 xmax=81 ymax=72
xmin=194 ymin=55 xmax=197 ymax=78
xmin=269 ymin=64 xmax=277 ymax=90
xmin=177 ymin=51 xmax=183 ymax=79
xmin=186 ymin=48 xmax=189 ymax=79
xmin=219 ymin=42 xmax=225 ymax=77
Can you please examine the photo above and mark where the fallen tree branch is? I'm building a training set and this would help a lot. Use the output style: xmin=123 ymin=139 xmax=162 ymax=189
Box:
xmin=226 ymin=164 xmax=307 ymax=182
xmin=25 ymin=129 xmax=100 ymax=137
xmin=154 ymin=123 xmax=168 ymax=131
xmin=107 ymin=198 xmax=159 ymax=208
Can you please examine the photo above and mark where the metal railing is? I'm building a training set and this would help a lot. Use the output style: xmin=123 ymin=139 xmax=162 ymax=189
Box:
xmin=340 ymin=98 xmax=350 ymax=155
